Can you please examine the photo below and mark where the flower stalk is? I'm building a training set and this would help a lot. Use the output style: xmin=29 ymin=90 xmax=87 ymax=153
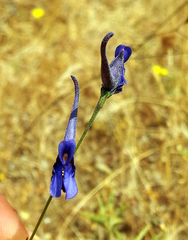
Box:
xmin=29 ymin=195 xmax=52 ymax=240
xmin=75 ymin=89 xmax=110 ymax=154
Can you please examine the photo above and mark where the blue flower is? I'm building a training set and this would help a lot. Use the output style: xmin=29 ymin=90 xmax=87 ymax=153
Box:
xmin=50 ymin=75 xmax=79 ymax=199
xmin=101 ymin=32 xmax=132 ymax=95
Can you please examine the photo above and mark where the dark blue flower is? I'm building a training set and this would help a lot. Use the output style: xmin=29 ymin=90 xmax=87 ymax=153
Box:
xmin=101 ymin=32 xmax=132 ymax=95
xmin=50 ymin=75 xmax=79 ymax=199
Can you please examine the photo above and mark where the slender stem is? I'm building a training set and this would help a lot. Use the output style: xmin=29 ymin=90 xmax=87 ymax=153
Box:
xmin=29 ymin=195 xmax=53 ymax=240
xmin=75 ymin=89 xmax=110 ymax=154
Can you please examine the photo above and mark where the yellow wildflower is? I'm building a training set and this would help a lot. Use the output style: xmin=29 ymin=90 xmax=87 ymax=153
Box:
xmin=0 ymin=173 xmax=5 ymax=181
xmin=153 ymin=65 xmax=168 ymax=76
xmin=160 ymin=223 xmax=167 ymax=232
xmin=31 ymin=8 xmax=45 ymax=19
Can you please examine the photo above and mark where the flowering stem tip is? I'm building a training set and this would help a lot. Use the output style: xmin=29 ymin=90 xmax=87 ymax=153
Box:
xmin=76 ymin=32 xmax=132 ymax=150
xmin=29 ymin=75 xmax=79 ymax=239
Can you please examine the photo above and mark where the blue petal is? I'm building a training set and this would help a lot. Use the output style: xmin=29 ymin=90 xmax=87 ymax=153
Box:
xmin=64 ymin=176 xmax=78 ymax=200
xmin=58 ymin=140 xmax=76 ymax=164
xmin=118 ymin=68 xmax=128 ymax=85
xmin=115 ymin=45 xmax=132 ymax=62
xmin=123 ymin=77 xmax=128 ymax=85
xmin=63 ymin=163 xmax=78 ymax=199
xmin=50 ymin=161 xmax=63 ymax=198
xmin=109 ymin=49 xmax=124 ymax=90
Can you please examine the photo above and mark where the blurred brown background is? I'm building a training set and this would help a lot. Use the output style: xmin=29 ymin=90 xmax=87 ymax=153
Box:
xmin=0 ymin=0 xmax=188 ymax=239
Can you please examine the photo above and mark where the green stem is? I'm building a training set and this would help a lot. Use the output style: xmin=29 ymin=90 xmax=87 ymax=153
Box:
xmin=75 ymin=89 xmax=110 ymax=154
xmin=29 ymin=195 xmax=53 ymax=240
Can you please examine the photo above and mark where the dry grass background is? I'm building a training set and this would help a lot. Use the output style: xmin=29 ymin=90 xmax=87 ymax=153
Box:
xmin=0 ymin=0 xmax=188 ymax=239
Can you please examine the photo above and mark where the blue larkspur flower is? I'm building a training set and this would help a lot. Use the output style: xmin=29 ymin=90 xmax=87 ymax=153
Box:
xmin=101 ymin=32 xmax=132 ymax=94
xmin=50 ymin=75 xmax=79 ymax=199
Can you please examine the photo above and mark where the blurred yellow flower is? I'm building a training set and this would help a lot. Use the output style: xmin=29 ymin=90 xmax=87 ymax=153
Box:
xmin=153 ymin=65 xmax=168 ymax=76
xmin=31 ymin=8 xmax=45 ymax=19
xmin=0 ymin=173 xmax=5 ymax=181
xmin=160 ymin=223 xmax=167 ymax=232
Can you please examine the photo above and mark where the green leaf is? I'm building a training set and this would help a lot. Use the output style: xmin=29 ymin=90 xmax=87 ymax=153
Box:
xmin=134 ymin=225 xmax=151 ymax=240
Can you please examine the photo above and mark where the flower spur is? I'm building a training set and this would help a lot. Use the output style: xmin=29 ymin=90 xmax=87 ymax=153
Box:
xmin=50 ymin=75 xmax=79 ymax=199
